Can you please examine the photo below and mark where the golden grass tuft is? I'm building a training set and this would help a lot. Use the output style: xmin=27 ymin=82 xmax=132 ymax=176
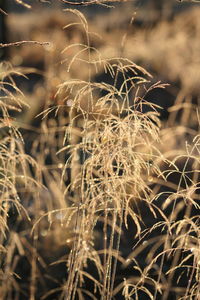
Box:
xmin=1 ymin=2 xmax=200 ymax=300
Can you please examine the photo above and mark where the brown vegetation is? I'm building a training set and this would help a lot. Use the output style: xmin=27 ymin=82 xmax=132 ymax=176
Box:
xmin=0 ymin=1 xmax=200 ymax=299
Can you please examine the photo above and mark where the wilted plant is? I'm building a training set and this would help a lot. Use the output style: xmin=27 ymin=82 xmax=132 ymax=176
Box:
xmin=0 ymin=62 xmax=43 ymax=299
xmin=1 ymin=2 xmax=200 ymax=300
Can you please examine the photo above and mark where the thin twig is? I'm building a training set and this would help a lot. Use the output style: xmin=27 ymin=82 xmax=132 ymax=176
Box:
xmin=0 ymin=8 xmax=8 ymax=15
xmin=15 ymin=0 xmax=31 ymax=9
xmin=60 ymin=0 xmax=128 ymax=6
xmin=0 ymin=41 xmax=50 ymax=48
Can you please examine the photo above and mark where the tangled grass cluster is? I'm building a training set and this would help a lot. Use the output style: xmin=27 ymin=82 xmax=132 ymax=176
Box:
xmin=0 ymin=2 xmax=200 ymax=300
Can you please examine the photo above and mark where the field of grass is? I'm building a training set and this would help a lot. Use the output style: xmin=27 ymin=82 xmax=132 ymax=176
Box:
xmin=0 ymin=1 xmax=200 ymax=299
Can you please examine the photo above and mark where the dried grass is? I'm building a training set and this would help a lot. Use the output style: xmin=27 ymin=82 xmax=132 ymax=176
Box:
xmin=1 ymin=2 xmax=200 ymax=300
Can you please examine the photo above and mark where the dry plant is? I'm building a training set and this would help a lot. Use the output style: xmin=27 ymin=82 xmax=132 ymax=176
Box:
xmin=1 ymin=1 xmax=200 ymax=300
xmin=0 ymin=62 xmax=42 ymax=299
